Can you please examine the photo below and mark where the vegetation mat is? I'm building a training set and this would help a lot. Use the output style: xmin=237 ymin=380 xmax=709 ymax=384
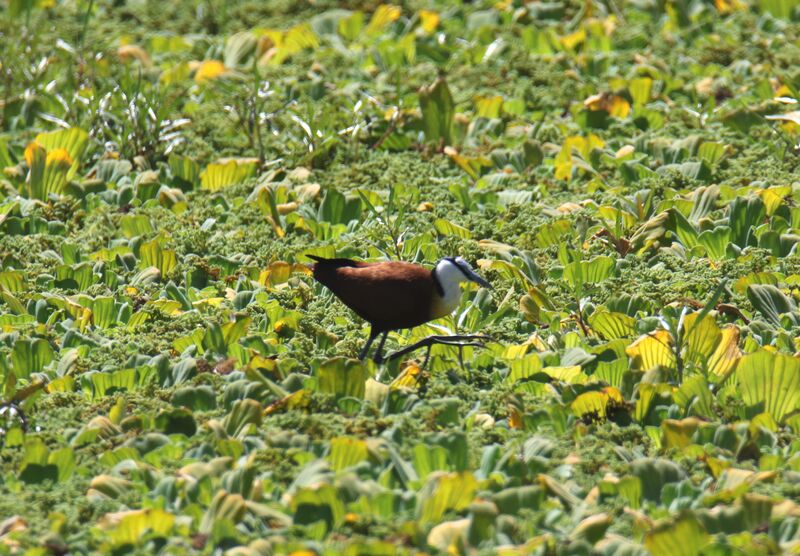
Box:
xmin=2 ymin=0 xmax=800 ymax=553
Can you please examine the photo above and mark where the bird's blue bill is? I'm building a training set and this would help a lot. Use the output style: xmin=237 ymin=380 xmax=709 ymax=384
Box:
xmin=463 ymin=267 xmax=491 ymax=289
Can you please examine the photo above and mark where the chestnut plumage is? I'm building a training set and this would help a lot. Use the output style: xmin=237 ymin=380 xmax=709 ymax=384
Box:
xmin=308 ymin=255 xmax=491 ymax=362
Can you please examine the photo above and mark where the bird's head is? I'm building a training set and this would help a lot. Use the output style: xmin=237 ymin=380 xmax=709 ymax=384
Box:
xmin=436 ymin=256 xmax=491 ymax=291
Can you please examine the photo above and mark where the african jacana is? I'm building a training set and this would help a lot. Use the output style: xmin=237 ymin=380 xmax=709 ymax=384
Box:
xmin=308 ymin=255 xmax=491 ymax=362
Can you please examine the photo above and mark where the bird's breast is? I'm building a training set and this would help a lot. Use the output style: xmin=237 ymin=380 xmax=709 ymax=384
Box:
xmin=429 ymin=291 xmax=460 ymax=320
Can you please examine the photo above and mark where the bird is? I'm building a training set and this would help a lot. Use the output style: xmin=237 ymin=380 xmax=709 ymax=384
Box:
xmin=307 ymin=255 xmax=492 ymax=362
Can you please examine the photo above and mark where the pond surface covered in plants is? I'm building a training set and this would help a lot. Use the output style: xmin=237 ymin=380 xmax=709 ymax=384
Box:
xmin=2 ymin=0 xmax=800 ymax=553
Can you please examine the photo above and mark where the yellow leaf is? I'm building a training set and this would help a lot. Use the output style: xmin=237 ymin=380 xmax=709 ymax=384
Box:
xmin=508 ymin=404 xmax=523 ymax=429
xmin=419 ymin=9 xmax=440 ymax=33
xmin=503 ymin=343 xmax=530 ymax=359
xmin=757 ymin=186 xmax=791 ymax=216
xmin=418 ymin=472 xmax=478 ymax=525
xmin=391 ymin=363 xmax=422 ymax=389
xmin=475 ymin=95 xmax=504 ymax=118
xmin=24 ymin=142 xmax=44 ymax=167
xmin=150 ymin=299 xmax=183 ymax=315
xmin=543 ymin=366 xmax=587 ymax=384
xmin=45 ymin=148 xmax=73 ymax=167
xmin=607 ymin=96 xmax=631 ymax=118
xmin=264 ymin=389 xmax=310 ymax=415
xmin=559 ymin=28 xmax=586 ymax=50
xmin=584 ymin=93 xmax=631 ymax=118
xmin=194 ymin=60 xmax=227 ymax=83
xmin=707 ymin=326 xmax=741 ymax=380
xmin=367 ymin=4 xmax=402 ymax=35
xmin=200 ymin=159 xmax=257 ymax=190
xmin=258 ymin=261 xmax=293 ymax=286
xmin=555 ymin=134 xmax=605 ymax=181
xmin=626 ymin=330 xmax=675 ymax=371
xmin=715 ymin=0 xmax=745 ymax=12
xmin=572 ymin=391 xmax=609 ymax=420
xmin=661 ymin=417 xmax=702 ymax=449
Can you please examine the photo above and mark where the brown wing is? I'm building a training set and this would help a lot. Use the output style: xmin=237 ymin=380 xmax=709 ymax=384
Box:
xmin=312 ymin=259 xmax=434 ymax=331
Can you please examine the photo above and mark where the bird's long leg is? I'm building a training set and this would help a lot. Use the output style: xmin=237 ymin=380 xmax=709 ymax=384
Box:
xmin=385 ymin=334 xmax=492 ymax=364
xmin=358 ymin=327 xmax=380 ymax=360
xmin=372 ymin=331 xmax=389 ymax=363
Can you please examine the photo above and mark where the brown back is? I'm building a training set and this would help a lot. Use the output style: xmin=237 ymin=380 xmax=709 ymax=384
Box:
xmin=311 ymin=258 xmax=435 ymax=331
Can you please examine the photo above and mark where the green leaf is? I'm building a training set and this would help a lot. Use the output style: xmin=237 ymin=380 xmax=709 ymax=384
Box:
xmin=139 ymin=239 xmax=178 ymax=277
xmin=433 ymin=218 xmax=472 ymax=239
xmin=672 ymin=374 xmax=714 ymax=419
xmin=535 ymin=219 xmax=573 ymax=248
xmin=48 ymin=447 xmax=76 ymax=481
xmin=758 ymin=0 xmax=799 ymax=18
xmin=82 ymin=368 xmax=140 ymax=400
xmin=120 ymin=215 xmax=153 ymax=239
xmin=91 ymin=296 xmax=117 ymax=329
xmin=630 ymin=458 xmax=687 ymax=503
xmin=316 ymin=357 xmax=371 ymax=399
xmin=589 ymin=309 xmax=636 ymax=340
xmin=746 ymin=284 xmax=797 ymax=327
xmin=417 ymin=471 xmax=478 ymax=524
xmin=291 ymin=483 xmax=345 ymax=532
xmin=656 ymin=161 xmax=711 ymax=182
xmin=572 ymin=391 xmax=610 ymax=421
xmin=506 ymin=354 xmax=543 ymax=383
xmin=338 ymin=11 xmax=365 ymax=41
xmin=106 ymin=509 xmax=175 ymax=548
xmin=171 ymin=385 xmax=217 ymax=411
xmin=252 ymin=184 xmax=286 ymax=237
xmin=734 ymin=272 xmax=780 ymax=294
xmin=697 ymin=227 xmax=730 ymax=260
xmin=682 ymin=312 xmax=721 ymax=366
xmin=629 ymin=77 xmax=653 ymax=106
xmin=491 ymin=485 xmax=545 ymax=515
xmin=594 ymin=357 xmax=627 ymax=389
xmin=0 ymin=271 xmax=25 ymax=293
xmin=168 ymin=154 xmax=200 ymax=187
xmin=26 ymin=143 xmax=74 ymax=200
xmin=11 ymin=338 xmax=55 ymax=379
xmin=413 ymin=444 xmax=450 ymax=479
xmin=644 ymin=512 xmax=709 ymax=556
xmin=668 ymin=209 xmax=700 ymax=250
xmin=318 ymin=188 xmax=361 ymax=226
xmin=697 ymin=142 xmax=726 ymax=166
xmin=327 ymin=437 xmax=368 ymax=472
xmin=419 ymin=77 xmax=455 ymax=145
xmin=563 ymin=255 xmax=616 ymax=295
xmin=737 ymin=350 xmax=800 ymax=423
xmin=729 ymin=196 xmax=766 ymax=248
xmin=223 ymin=399 xmax=263 ymax=438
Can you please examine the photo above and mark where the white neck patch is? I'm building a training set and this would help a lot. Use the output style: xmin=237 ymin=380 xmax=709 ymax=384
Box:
xmin=431 ymin=258 xmax=470 ymax=318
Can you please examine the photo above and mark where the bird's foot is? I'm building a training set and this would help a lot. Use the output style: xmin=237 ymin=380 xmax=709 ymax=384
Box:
xmin=384 ymin=334 xmax=493 ymax=367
